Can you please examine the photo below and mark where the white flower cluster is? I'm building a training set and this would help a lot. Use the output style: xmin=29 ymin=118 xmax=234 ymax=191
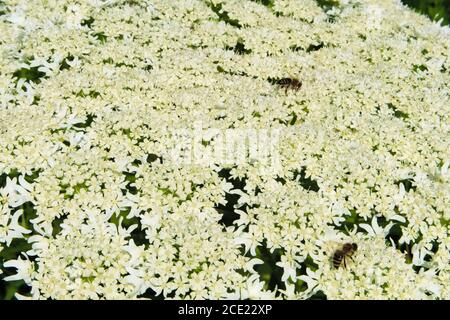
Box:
xmin=0 ymin=0 xmax=449 ymax=299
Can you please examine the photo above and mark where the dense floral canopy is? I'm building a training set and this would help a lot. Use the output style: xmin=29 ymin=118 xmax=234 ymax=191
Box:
xmin=0 ymin=0 xmax=449 ymax=299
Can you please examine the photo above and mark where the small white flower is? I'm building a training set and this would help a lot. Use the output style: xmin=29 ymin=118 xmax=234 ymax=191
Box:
xmin=298 ymin=268 xmax=319 ymax=294
xmin=360 ymin=216 xmax=394 ymax=238
xmin=276 ymin=255 xmax=298 ymax=282
xmin=3 ymin=255 xmax=33 ymax=285
xmin=240 ymin=274 xmax=274 ymax=300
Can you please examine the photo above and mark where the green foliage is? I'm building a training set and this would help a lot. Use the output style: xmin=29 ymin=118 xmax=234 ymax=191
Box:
xmin=402 ymin=0 xmax=450 ymax=25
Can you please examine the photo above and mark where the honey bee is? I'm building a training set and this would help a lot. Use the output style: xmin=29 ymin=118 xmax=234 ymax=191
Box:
xmin=332 ymin=243 xmax=358 ymax=269
xmin=277 ymin=77 xmax=302 ymax=93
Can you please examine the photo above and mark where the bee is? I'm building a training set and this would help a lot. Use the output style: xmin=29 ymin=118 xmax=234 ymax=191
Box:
xmin=277 ymin=77 xmax=302 ymax=93
xmin=332 ymin=243 xmax=358 ymax=269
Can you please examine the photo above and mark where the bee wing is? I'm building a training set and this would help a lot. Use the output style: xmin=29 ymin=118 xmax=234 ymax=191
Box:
xmin=318 ymin=240 xmax=344 ymax=253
